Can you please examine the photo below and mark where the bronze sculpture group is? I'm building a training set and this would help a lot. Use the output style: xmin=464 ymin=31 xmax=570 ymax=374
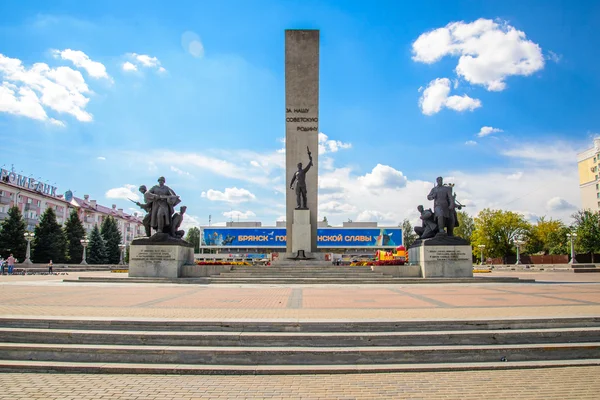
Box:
xmin=134 ymin=176 xmax=187 ymax=239
xmin=414 ymin=176 xmax=463 ymax=239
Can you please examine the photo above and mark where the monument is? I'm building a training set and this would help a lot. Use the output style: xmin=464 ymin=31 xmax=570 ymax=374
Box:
xmin=285 ymin=29 xmax=320 ymax=259
xmin=128 ymin=176 xmax=194 ymax=278
xmin=409 ymin=177 xmax=473 ymax=278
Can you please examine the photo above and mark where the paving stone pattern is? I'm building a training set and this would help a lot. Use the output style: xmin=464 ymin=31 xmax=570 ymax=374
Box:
xmin=0 ymin=271 xmax=599 ymax=398
xmin=0 ymin=271 xmax=599 ymax=320
xmin=0 ymin=367 xmax=598 ymax=399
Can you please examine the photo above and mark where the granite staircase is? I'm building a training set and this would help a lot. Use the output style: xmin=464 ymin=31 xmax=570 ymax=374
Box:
xmin=0 ymin=317 xmax=598 ymax=374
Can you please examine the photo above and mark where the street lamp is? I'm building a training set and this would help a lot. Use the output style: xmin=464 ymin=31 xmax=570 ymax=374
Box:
xmin=80 ymin=237 xmax=90 ymax=265
xmin=23 ymin=231 xmax=34 ymax=265
xmin=566 ymin=231 xmax=578 ymax=264
xmin=477 ymin=244 xmax=486 ymax=265
xmin=514 ymin=237 xmax=525 ymax=265
xmin=119 ymin=243 xmax=126 ymax=265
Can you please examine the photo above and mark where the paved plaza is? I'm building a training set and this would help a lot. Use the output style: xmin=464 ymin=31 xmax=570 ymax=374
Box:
xmin=0 ymin=270 xmax=599 ymax=399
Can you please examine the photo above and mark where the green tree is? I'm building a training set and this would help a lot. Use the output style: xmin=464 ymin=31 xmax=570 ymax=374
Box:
xmin=547 ymin=225 xmax=571 ymax=255
xmin=63 ymin=209 xmax=85 ymax=263
xmin=401 ymin=219 xmax=417 ymax=248
xmin=525 ymin=217 xmax=565 ymax=255
xmin=101 ymin=216 xmax=122 ymax=264
xmin=87 ymin=224 xmax=107 ymax=264
xmin=32 ymin=207 xmax=67 ymax=263
xmin=0 ymin=206 xmax=27 ymax=260
xmin=572 ymin=210 xmax=600 ymax=262
xmin=185 ymin=227 xmax=201 ymax=253
xmin=471 ymin=209 xmax=531 ymax=261
xmin=454 ymin=210 xmax=474 ymax=243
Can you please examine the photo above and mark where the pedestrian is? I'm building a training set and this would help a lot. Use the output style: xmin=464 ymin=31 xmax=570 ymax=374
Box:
xmin=0 ymin=257 xmax=4 ymax=275
xmin=7 ymin=254 xmax=16 ymax=275
xmin=48 ymin=260 xmax=53 ymax=274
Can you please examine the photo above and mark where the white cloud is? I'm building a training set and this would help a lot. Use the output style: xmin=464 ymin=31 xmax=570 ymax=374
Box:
xmin=180 ymin=213 xmax=201 ymax=235
xmin=0 ymin=53 xmax=93 ymax=123
xmin=49 ymin=118 xmax=65 ymax=127
xmin=356 ymin=210 xmax=397 ymax=224
xmin=547 ymin=51 xmax=562 ymax=63
xmin=546 ymin=197 xmax=576 ymax=212
xmin=223 ymin=210 xmax=256 ymax=220
xmin=501 ymin=141 xmax=578 ymax=166
xmin=319 ymin=201 xmax=357 ymax=214
xmin=181 ymin=31 xmax=205 ymax=58
xmin=125 ymin=53 xmax=166 ymax=73
xmin=122 ymin=62 xmax=137 ymax=72
xmin=477 ymin=126 xmax=503 ymax=137
xmin=465 ymin=140 xmax=477 ymax=146
xmin=507 ymin=171 xmax=523 ymax=180
xmin=52 ymin=49 xmax=110 ymax=80
xmin=105 ymin=184 xmax=139 ymax=201
xmin=0 ymin=82 xmax=47 ymax=120
xmin=419 ymin=78 xmax=481 ymax=115
xmin=412 ymin=18 xmax=544 ymax=91
xmin=170 ymin=165 xmax=194 ymax=177
xmin=97 ymin=156 xmax=106 ymax=161
xmin=201 ymin=187 xmax=256 ymax=203
xmin=358 ymin=164 xmax=407 ymax=189
xmin=318 ymin=132 xmax=352 ymax=154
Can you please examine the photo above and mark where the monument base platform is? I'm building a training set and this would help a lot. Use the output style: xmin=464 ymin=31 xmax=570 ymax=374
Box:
xmin=272 ymin=252 xmax=331 ymax=266
xmin=409 ymin=235 xmax=473 ymax=278
xmin=129 ymin=234 xmax=194 ymax=278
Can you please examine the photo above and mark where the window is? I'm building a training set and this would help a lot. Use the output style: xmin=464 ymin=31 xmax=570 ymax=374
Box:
xmin=27 ymin=198 xmax=32 ymax=204
xmin=36 ymin=200 xmax=40 ymax=206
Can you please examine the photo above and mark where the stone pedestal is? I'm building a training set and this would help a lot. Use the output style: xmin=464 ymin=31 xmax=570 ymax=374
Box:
xmin=285 ymin=30 xmax=319 ymax=254
xmin=409 ymin=236 xmax=473 ymax=278
xmin=291 ymin=209 xmax=311 ymax=255
xmin=129 ymin=235 xmax=194 ymax=278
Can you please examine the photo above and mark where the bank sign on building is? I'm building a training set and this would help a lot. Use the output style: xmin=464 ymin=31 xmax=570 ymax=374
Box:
xmin=200 ymin=227 xmax=402 ymax=249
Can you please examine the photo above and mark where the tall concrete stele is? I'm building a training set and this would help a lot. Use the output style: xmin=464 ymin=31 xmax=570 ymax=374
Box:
xmin=285 ymin=29 xmax=320 ymax=255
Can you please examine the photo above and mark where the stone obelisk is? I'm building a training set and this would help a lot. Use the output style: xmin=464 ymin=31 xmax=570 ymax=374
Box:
xmin=285 ymin=30 xmax=319 ymax=255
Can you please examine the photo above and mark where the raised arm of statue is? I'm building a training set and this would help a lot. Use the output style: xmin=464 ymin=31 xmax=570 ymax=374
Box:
xmin=303 ymin=158 xmax=313 ymax=173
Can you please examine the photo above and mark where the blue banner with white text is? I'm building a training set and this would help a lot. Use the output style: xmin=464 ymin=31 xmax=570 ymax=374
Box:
xmin=200 ymin=227 xmax=402 ymax=248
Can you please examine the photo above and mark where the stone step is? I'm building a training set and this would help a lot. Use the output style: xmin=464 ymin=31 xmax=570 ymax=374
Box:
xmin=64 ymin=276 xmax=533 ymax=285
xmin=2 ymin=317 xmax=598 ymax=332
xmin=573 ymin=268 xmax=600 ymax=273
xmin=207 ymin=277 xmax=525 ymax=284
xmin=230 ymin=268 xmax=376 ymax=272
xmin=211 ymin=271 xmax=391 ymax=278
xmin=5 ymin=317 xmax=600 ymax=332
xmin=1 ymin=342 xmax=598 ymax=365
xmin=1 ymin=327 xmax=598 ymax=347
xmin=1 ymin=359 xmax=599 ymax=375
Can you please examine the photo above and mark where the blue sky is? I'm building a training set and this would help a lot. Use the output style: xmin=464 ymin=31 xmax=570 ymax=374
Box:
xmin=1 ymin=0 xmax=599 ymax=229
